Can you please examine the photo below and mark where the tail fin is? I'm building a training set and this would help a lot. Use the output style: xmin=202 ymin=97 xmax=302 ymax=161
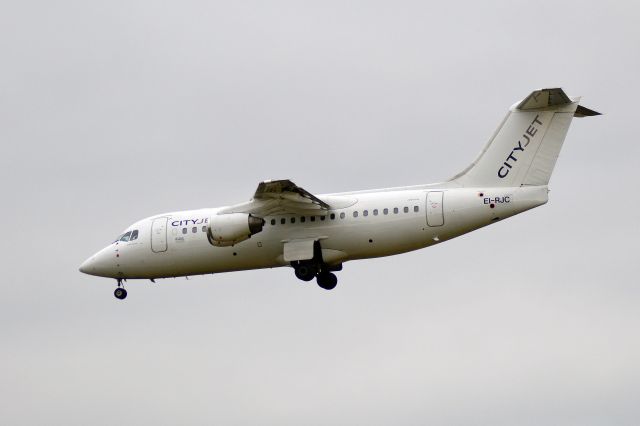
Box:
xmin=450 ymin=88 xmax=600 ymax=188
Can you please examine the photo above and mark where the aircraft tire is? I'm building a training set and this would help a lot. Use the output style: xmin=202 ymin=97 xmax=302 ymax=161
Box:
xmin=114 ymin=288 xmax=128 ymax=300
xmin=316 ymin=272 xmax=337 ymax=290
xmin=295 ymin=265 xmax=316 ymax=282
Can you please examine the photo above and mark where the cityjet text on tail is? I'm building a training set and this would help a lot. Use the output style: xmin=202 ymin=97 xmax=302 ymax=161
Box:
xmin=80 ymin=88 xmax=600 ymax=299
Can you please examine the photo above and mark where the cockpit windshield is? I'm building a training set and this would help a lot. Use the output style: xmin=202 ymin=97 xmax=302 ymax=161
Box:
xmin=113 ymin=229 xmax=139 ymax=243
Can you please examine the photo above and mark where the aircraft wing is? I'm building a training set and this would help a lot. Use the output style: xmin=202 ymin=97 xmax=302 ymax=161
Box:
xmin=218 ymin=179 xmax=332 ymax=217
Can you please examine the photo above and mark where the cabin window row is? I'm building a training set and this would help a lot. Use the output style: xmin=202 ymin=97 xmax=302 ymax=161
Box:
xmin=182 ymin=226 xmax=208 ymax=235
xmin=268 ymin=205 xmax=420 ymax=226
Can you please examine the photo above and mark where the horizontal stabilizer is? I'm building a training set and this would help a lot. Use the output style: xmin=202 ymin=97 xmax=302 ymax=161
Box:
xmin=574 ymin=105 xmax=602 ymax=117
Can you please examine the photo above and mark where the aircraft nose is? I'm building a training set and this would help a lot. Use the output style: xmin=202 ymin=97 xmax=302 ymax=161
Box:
xmin=79 ymin=257 xmax=93 ymax=274
xmin=79 ymin=246 xmax=118 ymax=277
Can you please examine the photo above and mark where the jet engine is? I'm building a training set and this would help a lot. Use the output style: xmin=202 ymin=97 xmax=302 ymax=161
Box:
xmin=207 ymin=213 xmax=265 ymax=247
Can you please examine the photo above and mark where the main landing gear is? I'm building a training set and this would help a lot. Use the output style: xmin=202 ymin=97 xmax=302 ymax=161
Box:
xmin=114 ymin=279 xmax=127 ymax=300
xmin=291 ymin=241 xmax=340 ymax=290
xmin=293 ymin=262 xmax=339 ymax=290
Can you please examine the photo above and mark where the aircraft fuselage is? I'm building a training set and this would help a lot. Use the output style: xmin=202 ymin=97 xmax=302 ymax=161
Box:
xmin=80 ymin=186 xmax=547 ymax=280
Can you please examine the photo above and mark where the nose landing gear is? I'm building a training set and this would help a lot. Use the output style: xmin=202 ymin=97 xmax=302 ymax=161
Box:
xmin=114 ymin=288 xmax=127 ymax=299
xmin=114 ymin=279 xmax=127 ymax=300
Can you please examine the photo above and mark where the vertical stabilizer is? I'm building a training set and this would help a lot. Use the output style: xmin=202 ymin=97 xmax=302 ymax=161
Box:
xmin=449 ymin=88 xmax=600 ymax=188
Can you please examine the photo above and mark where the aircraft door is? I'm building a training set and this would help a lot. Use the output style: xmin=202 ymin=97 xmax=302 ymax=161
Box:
xmin=151 ymin=217 xmax=168 ymax=253
xmin=426 ymin=191 xmax=444 ymax=227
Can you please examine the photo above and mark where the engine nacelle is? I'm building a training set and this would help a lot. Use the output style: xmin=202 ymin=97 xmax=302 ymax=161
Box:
xmin=207 ymin=213 xmax=265 ymax=247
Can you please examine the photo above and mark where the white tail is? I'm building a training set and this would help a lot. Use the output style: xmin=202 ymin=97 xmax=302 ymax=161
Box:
xmin=450 ymin=88 xmax=600 ymax=188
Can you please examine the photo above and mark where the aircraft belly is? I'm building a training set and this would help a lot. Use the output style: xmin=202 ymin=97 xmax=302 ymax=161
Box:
xmin=166 ymin=239 xmax=283 ymax=277
xmin=321 ymin=217 xmax=430 ymax=260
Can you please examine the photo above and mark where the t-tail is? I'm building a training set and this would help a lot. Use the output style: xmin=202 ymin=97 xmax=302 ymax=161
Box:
xmin=449 ymin=88 xmax=600 ymax=188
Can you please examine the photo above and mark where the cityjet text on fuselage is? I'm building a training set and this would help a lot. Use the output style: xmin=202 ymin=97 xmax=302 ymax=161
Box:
xmin=171 ymin=218 xmax=209 ymax=227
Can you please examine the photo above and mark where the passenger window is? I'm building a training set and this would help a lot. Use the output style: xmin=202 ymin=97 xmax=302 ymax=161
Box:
xmin=373 ymin=209 xmax=378 ymax=216
xmin=320 ymin=215 xmax=326 ymax=221
xmin=414 ymin=206 xmax=419 ymax=212
xmin=363 ymin=210 xmax=368 ymax=217
xmin=353 ymin=211 xmax=359 ymax=218
xmin=291 ymin=217 xmax=296 ymax=224
xmin=182 ymin=228 xmax=187 ymax=234
xmin=404 ymin=207 xmax=409 ymax=213
xmin=120 ymin=231 xmax=132 ymax=242
xmin=330 ymin=213 xmax=336 ymax=220
xmin=192 ymin=227 xmax=197 ymax=233
xmin=202 ymin=226 xmax=207 ymax=232
xmin=271 ymin=219 xmax=276 ymax=226
xmin=281 ymin=218 xmax=286 ymax=225
xmin=310 ymin=216 xmax=316 ymax=222
xmin=383 ymin=208 xmax=389 ymax=215
xmin=340 ymin=212 xmax=345 ymax=219
xmin=393 ymin=207 xmax=399 ymax=214
xmin=130 ymin=230 xmax=139 ymax=241
xmin=301 ymin=216 xmax=306 ymax=223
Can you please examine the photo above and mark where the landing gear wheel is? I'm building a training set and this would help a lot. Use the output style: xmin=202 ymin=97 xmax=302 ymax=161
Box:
xmin=295 ymin=265 xmax=316 ymax=282
xmin=316 ymin=272 xmax=338 ymax=290
xmin=114 ymin=287 xmax=127 ymax=300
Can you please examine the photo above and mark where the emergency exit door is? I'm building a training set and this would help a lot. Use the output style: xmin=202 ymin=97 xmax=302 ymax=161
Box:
xmin=426 ymin=191 xmax=444 ymax=227
xmin=151 ymin=217 xmax=168 ymax=253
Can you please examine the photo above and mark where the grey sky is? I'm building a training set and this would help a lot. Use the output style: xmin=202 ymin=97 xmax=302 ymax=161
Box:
xmin=1 ymin=1 xmax=639 ymax=425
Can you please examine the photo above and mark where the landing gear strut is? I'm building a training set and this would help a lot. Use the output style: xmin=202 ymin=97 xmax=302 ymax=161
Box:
xmin=114 ymin=279 xmax=127 ymax=300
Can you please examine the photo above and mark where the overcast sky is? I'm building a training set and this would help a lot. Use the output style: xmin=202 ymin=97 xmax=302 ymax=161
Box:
xmin=1 ymin=1 xmax=639 ymax=425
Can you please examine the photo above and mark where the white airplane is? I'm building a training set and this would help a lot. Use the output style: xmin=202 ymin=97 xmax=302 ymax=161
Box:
xmin=80 ymin=88 xmax=600 ymax=299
